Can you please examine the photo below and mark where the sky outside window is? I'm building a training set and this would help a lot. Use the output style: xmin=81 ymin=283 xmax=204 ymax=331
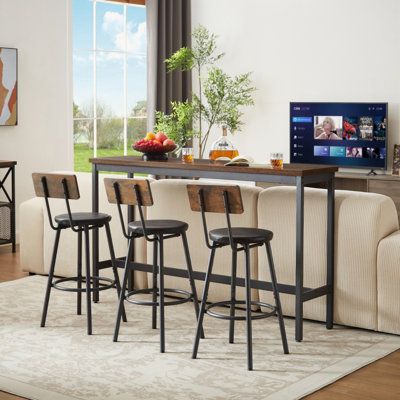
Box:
xmin=72 ymin=0 xmax=147 ymax=171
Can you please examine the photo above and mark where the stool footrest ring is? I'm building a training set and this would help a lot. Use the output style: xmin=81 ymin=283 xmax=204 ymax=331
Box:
xmin=125 ymin=288 xmax=193 ymax=306
xmin=206 ymin=300 xmax=276 ymax=321
xmin=52 ymin=276 xmax=115 ymax=292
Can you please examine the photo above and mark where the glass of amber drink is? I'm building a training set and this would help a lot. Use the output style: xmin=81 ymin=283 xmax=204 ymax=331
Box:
xmin=182 ymin=147 xmax=194 ymax=164
xmin=270 ymin=152 xmax=283 ymax=169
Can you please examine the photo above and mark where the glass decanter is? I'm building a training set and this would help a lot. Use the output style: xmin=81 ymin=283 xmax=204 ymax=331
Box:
xmin=209 ymin=125 xmax=239 ymax=161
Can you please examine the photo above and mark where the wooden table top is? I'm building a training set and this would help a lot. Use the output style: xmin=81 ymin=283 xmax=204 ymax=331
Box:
xmin=0 ymin=161 xmax=17 ymax=168
xmin=90 ymin=156 xmax=338 ymax=177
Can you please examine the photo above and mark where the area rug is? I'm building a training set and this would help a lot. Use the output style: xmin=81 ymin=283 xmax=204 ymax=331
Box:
xmin=0 ymin=276 xmax=399 ymax=400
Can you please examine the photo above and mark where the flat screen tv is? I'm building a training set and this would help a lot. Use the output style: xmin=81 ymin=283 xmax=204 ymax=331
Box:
xmin=290 ymin=102 xmax=387 ymax=171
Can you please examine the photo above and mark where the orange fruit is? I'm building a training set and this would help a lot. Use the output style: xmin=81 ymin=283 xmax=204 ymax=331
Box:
xmin=145 ymin=132 xmax=156 ymax=141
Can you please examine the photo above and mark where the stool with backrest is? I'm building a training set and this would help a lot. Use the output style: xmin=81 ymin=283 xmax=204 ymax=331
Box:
xmin=104 ymin=178 xmax=204 ymax=353
xmin=187 ymin=184 xmax=289 ymax=370
xmin=32 ymin=173 xmax=126 ymax=335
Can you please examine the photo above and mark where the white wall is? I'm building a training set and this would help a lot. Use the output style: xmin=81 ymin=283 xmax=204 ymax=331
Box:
xmin=192 ymin=0 xmax=400 ymax=168
xmin=0 ymin=0 xmax=73 ymax=235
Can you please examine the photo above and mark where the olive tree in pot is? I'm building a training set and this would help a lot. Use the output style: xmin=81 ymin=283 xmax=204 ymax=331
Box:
xmin=155 ymin=25 xmax=256 ymax=159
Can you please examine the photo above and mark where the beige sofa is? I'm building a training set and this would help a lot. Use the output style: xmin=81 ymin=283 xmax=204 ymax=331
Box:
xmin=20 ymin=174 xmax=400 ymax=334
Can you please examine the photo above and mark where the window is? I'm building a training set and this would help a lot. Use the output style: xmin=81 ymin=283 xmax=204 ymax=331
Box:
xmin=72 ymin=0 xmax=147 ymax=172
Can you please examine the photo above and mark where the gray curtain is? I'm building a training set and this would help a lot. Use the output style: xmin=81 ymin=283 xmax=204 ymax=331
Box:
xmin=146 ymin=0 xmax=192 ymax=131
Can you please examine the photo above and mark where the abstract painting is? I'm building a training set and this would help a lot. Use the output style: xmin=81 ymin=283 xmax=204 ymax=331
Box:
xmin=0 ymin=48 xmax=17 ymax=126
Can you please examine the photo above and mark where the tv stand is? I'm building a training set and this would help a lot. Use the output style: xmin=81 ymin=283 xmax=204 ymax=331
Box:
xmin=367 ymin=169 xmax=377 ymax=176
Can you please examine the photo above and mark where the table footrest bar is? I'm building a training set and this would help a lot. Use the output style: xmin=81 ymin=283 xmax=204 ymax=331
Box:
xmin=98 ymin=258 xmax=124 ymax=269
xmin=206 ymin=300 xmax=276 ymax=321
xmin=302 ymin=285 xmax=331 ymax=302
xmin=113 ymin=260 xmax=329 ymax=301
xmin=52 ymin=276 xmax=115 ymax=292
xmin=125 ymin=287 xmax=193 ymax=306
xmin=114 ymin=260 xmax=311 ymax=295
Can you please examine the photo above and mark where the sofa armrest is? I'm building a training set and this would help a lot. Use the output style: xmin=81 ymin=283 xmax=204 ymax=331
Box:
xmin=19 ymin=198 xmax=45 ymax=274
xmin=377 ymin=230 xmax=400 ymax=334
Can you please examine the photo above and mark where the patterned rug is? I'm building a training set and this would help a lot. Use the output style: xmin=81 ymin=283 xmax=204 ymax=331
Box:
xmin=0 ymin=276 xmax=399 ymax=400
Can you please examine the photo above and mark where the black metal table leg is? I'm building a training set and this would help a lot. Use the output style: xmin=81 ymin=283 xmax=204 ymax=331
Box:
xmin=295 ymin=177 xmax=305 ymax=342
xmin=326 ymin=177 xmax=335 ymax=329
xmin=92 ymin=164 xmax=99 ymax=303
xmin=84 ymin=227 xmax=93 ymax=335
xmin=244 ymin=245 xmax=253 ymax=371
xmin=127 ymin=172 xmax=135 ymax=292
xmin=158 ymin=235 xmax=165 ymax=353
xmin=229 ymin=247 xmax=237 ymax=344
xmin=152 ymin=240 xmax=158 ymax=329
xmin=77 ymin=230 xmax=82 ymax=315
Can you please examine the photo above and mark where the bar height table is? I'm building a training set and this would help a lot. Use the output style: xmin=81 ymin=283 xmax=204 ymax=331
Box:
xmin=90 ymin=157 xmax=337 ymax=342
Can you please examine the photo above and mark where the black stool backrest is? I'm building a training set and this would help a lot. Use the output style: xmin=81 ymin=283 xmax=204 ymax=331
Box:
xmin=32 ymin=173 xmax=80 ymax=231
xmin=187 ymin=184 xmax=244 ymax=249
xmin=104 ymin=178 xmax=153 ymax=240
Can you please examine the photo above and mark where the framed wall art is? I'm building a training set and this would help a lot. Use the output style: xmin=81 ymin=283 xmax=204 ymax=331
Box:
xmin=0 ymin=47 xmax=17 ymax=126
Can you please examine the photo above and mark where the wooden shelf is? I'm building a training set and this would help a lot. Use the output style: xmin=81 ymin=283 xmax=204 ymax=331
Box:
xmin=336 ymin=171 xmax=400 ymax=181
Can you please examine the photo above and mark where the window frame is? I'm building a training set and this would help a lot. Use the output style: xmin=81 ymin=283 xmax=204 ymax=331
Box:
xmin=72 ymin=0 xmax=147 ymax=168
xmin=108 ymin=0 xmax=145 ymax=5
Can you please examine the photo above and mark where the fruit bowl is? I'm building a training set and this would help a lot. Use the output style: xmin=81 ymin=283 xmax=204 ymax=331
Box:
xmin=132 ymin=132 xmax=177 ymax=161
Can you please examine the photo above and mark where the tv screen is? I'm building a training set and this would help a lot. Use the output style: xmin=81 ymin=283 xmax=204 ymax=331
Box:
xmin=290 ymin=102 xmax=387 ymax=170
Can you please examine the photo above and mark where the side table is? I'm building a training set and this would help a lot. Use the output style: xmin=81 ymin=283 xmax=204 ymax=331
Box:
xmin=0 ymin=161 xmax=17 ymax=252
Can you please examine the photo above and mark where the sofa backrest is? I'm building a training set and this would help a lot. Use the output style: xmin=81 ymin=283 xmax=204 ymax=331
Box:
xmin=257 ymin=186 xmax=399 ymax=330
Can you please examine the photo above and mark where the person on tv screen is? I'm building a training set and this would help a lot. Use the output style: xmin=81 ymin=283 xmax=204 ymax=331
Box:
xmin=315 ymin=117 xmax=341 ymax=140
xmin=346 ymin=147 xmax=362 ymax=158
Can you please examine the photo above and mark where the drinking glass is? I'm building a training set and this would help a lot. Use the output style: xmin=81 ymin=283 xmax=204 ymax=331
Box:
xmin=182 ymin=147 xmax=194 ymax=164
xmin=270 ymin=152 xmax=284 ymax=170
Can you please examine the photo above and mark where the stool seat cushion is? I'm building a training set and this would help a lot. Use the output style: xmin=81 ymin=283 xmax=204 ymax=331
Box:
xmin=128 ymin=219 xmax=188 ymax=236
xmin=209 ymin=227 xmax=273 ymax=245
xmin=55 ymin=212 xmax=111 ymax=227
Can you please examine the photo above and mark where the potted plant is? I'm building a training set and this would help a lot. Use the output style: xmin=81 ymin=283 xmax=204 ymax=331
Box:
xmin=155 ymin=25 xmax=256 ymax=159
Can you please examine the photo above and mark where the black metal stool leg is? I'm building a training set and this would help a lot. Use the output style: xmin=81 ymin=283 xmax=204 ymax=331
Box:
xmin=244 ymin=245 xmax=253 ymax=371
xmin=159 ymin=235 xmax=165 ymax=353
xmin=229 ymin=247 xmax=237 ymax=344
xmin=41 ymin=229 xmax=61 ymax=327
xmin=105 ymin=222 xmax=127 ymax=323
xmin=114 ymin=238 xmax=133 ymax=342
xmin=152 ymin=240 xmax=158 ymax=330
xmin=84 ymin=227 xmax=92 ymax=335
xmin=77 ymin=230 xmax=82 ymax=316
xmin=266 ymin=242 xmax=289 ymax=354
xmin=192 ymin=246 xmax=216 ymax=359
xmin=181 ymin=232 xmax=204 ymax=339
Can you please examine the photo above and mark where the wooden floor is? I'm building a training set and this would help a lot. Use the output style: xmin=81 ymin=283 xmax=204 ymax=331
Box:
xmin=0 ymin=245 xmax=399 ymax=400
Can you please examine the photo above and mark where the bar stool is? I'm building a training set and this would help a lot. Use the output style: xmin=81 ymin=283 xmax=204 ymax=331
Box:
xmin=32 ymin=173 xmax=126 ymax=335
xmin=104 ymin=178 xmax=203 ymax=353
xmin=187 ymin=184 xmax=289 ymax=370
